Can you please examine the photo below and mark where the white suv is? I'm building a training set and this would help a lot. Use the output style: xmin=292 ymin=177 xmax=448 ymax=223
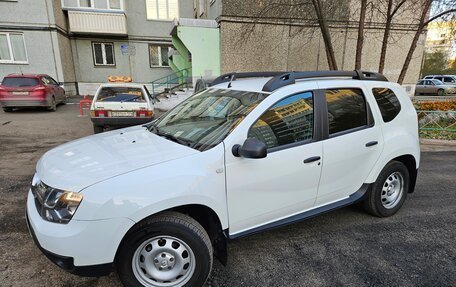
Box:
xmin=26 ymin=70 xmax=420 ymax=287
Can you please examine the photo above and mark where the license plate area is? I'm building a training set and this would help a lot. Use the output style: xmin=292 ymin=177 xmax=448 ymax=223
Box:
xmin=111 ymin=111 xmax=135 ymax=117
xmin=12 ymin=91 xmax=29 ymax=96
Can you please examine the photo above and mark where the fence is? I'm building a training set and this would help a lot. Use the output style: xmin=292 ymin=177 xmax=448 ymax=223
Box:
xmin=417 ymin=110 xmax=456 ymax=139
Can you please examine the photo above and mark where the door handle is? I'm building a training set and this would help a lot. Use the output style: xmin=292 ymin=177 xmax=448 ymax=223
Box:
xmin=365 ymin=141 xmax=378 ymax=147
xmin=304 ymin=156 xmax=321 ymax=163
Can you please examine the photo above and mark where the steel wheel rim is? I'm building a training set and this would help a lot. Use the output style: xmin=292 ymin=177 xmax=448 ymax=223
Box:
xmin=381 ymin=171 xmax=404 ymax=209
xmin=132 ymin=235 xmax=196 ymax=287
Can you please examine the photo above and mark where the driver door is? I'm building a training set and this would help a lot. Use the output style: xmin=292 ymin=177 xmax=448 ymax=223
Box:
xmin=225 ymin=91 xmax=323 ymax=236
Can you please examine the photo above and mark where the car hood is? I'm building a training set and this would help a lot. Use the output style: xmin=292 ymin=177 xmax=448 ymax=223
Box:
xmin=36 ymin=126 xmax=199 ymax=192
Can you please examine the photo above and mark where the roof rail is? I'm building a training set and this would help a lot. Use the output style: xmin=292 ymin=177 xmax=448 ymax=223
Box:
xmin=210 ymin=70 xmax=388 ymax=92
xmin=263 ymin=70 xmax=388 ymax=92
xmin=210 ymin=71 xmax=286 ymax=87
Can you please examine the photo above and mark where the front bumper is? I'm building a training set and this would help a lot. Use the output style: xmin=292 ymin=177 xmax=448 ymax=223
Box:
xmin=26 ymin=190 xmax=135 ymax=277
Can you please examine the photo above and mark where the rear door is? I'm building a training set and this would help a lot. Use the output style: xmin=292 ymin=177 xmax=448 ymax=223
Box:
xmin=315 ymin=86 xmax=383 ymax=205
xmin=46 ymin=76 xmax=64 ymax=101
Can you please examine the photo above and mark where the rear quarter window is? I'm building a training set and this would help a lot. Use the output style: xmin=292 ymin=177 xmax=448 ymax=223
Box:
xmin=96 ymin=87 xmax=146 ymax=102
xmin=372 ymin=88 xmax=401 ymax=123
xmin=1 ymin=77 xmax=39 ymax=87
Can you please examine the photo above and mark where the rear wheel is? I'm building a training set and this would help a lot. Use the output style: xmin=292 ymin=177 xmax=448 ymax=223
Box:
xmin=2 ymin=107 xmax=13 ymax=112
xmin=363 ymin=161 xmax=409 ymax=217
xmin=437 ymin=89 xmax=444 ymax=97
xmin=93 ymin=125 xmax=104 ymax=134
xmin=116 ymin=212 xmax=213 ymax=287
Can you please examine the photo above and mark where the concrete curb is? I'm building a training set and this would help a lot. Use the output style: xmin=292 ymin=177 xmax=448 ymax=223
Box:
xmin=420 ymin=138 xmax=456 ymax=146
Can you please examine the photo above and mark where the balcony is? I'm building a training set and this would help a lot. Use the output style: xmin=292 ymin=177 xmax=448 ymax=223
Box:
xmin=68 ymin=10 xmax=127 ymax=36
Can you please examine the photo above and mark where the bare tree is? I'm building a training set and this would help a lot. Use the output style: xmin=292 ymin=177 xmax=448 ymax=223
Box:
xmin=355 ymin=0 xmax=368 ymax=70
xmin=311 ymin=0 xmax=338 ymax=70
xmin=378 ymin=0 xmax=407 ymax=74
xmin=397 ymin=0 xmax=456 ymax=84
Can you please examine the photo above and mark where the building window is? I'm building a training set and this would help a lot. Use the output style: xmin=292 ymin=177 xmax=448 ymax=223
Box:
xmin=149 ymin=44 xmax=171 ymax=67
xmin=0 ymin=32 xmax=28 ymax=64
xmin=62 ymin=0 xmax=123 ymax=10
xmin=92 ymin=42 xmax=115 ymax=66
xmin=146 ymin=0 xmax=179 ymax=20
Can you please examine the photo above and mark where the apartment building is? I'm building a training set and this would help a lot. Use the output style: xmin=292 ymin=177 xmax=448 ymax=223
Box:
xmin=425 ymin=22 xmax=456 ymax=67
xmin=192 ymin=0 xmax=426 ymax=84
xmin=0 ymin=0 xmax=192 ymax=95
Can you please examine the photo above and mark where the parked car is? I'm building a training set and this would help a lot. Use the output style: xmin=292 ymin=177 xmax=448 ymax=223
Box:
xmin=0 ymin=74 xmax=65 ymax=112
xmin=91 ymin=83 xmax=155 ymax=133
xmin=423 ymin=75 xmax=456 ymax=85
xmin=415 ymin=79 xmax=456 ymax=96
xmin=26 ymin=70 xmax=420 ymax=287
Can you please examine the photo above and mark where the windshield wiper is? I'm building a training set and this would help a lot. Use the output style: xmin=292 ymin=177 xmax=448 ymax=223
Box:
xmin=148 ymin=125 xmax=194 ymax=147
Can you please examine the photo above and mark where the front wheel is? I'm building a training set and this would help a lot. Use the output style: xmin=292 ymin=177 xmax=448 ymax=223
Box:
xmin=363 ymin=161 xmax=409 ymax=217
xmin=48 ymin=97 xmax=57 ymax=112
xmin=437 ymin=89 xmax=445 ymax=97
xmin=2 ymin=107 xmax=13 ymax=112
xmin=116 ymin=212 xmax=213 ymax=287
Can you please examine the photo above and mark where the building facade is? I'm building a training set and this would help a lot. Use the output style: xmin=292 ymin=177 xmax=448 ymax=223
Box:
xmin=0 ymin=0 xmax=193 ymax=95
xmin=193 ymin=0 xmax=426 ymax=85
xmin=425 ymin=22 xmax=456 ymax=67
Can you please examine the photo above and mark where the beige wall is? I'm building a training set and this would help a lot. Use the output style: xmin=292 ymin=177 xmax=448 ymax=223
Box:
xmin=220 ymin=22 xmax=424 ymax=84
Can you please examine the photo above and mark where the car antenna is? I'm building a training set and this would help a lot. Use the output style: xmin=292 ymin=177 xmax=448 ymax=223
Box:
xmin=227 ymin=74 xmax=235 ymax=88
xmin=19 ymin=67 xmax=23 ymax=75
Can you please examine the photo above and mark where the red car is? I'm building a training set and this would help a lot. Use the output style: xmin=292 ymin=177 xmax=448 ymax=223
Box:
xmin=0 ymin=74 xmax=66 ymax=112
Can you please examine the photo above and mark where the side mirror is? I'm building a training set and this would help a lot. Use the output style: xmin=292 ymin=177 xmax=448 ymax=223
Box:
xmin=232 ymin=138 xmax=267 ymax=159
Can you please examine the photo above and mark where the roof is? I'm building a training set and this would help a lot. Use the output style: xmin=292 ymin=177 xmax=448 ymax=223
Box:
xmin=98 ymin=82 xmax=146 ymax=88
xmin=5 ymin=73 xmax=47 ymax=78
xmin=210 ymin=70 xmax=389 ymax=93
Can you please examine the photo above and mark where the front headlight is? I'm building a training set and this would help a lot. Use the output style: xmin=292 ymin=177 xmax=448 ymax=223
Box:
xmin=30 ymin=173 xmax=83 ymax=224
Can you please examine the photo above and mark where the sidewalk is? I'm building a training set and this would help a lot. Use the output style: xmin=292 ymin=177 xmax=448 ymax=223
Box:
xmin=420 ymin=138 xmax=456 ymax=152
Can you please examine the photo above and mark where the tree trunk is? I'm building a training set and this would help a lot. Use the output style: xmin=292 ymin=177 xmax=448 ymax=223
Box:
xmin=312 ymin=0 xmax=338 ymax=70
xmin=378 ymin=0 xmax=393 ymax=74
xmin=355 ymin=0 xmax=367 ymax=70
xmin=398 ymin=2 xmax=456 ymax=84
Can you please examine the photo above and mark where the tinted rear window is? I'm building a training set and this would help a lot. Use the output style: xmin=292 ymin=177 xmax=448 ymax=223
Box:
xmin=325 ymin=89 xmax=368 ymax=135
xmin=372 ymin=88 xmax=401 ymax=123
xmin=96 ymin=87 xmax=145 ymax=102
xmin=2 ymin=77 xmax=39 ymax=87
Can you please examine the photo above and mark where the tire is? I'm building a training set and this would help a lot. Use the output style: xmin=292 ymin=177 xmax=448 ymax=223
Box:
xmin=2 ymin=107 xmax=13 ymax=112
xmin=437 ymin=89 xmax=444 ymax=97
xmin=116 ymin=212 xmax=213 ymax=287
xmin=363 ymin=161 xmax=409 ymax=217
xmin=93 ymin=125 xmax=104 ymax=134
xmin=48 ymin=97 xmax=57 ymax=112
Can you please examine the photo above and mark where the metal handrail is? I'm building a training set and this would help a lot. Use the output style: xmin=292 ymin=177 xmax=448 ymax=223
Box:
xmin=151 ymin=67 xmax=191 ymax=96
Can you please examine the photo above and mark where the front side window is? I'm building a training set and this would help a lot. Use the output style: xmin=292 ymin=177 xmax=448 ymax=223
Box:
xmin=249 ymin=92 xmax=314 ymax=149
xmin=149 ymin=45 xmax=171 ymax=67
xmin=372 ymin=88 xmax=401 ymax=123
xmin=146 ymin=0 xmax=179 ymax=20
xmin=92 ymin=42 xmax=115 ymax=66
xmin=149 ymin=89 xmax=269 ymax=151
xmin=0 ymin=32 xmax=27 ymax=64
xmin=326 ymin=89 xmax=368 ymax=135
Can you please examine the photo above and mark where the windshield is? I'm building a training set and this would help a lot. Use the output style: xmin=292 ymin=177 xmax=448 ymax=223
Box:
xmin=148 ymin=88 xmax=269 ymax=151
xmin=2 ymin=77 xmax=39 ymax=87
xmin=96 ymin=87 xmax=146 ymax=102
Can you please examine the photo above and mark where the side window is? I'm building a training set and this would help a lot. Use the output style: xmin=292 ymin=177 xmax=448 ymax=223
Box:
xmin=325 ymin=89 xmax=368 ymax=135
xmin=46 ymin=76 xmax=58 ymax=85
xmin=248 ymin=92 xmax=313 ymax=149
xmin=41 ymin=77 xmax=50 ymax=85
xmin=372 ymin=88 xmax=401 ymax=123
xmin=444 ymin=77 xmax=455 ymax=83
